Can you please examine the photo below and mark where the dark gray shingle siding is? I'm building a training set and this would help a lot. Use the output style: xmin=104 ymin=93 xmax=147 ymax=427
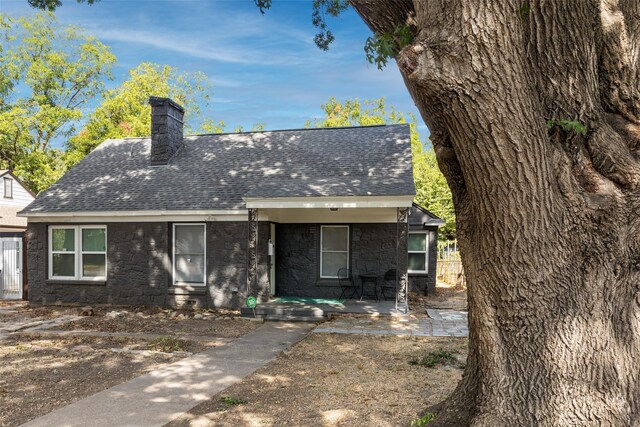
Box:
xmin=22 ymin=124 xmax=415 ymax=214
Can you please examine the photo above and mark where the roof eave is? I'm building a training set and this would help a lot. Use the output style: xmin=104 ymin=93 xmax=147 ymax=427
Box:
xmin=243 ymin=195 xmax=415 ymax=209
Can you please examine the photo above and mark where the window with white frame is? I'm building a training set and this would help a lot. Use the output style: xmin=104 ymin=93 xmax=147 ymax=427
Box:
xmin=320 ymin=225 xmax=349 ymax=278
xmin=49 ymin=226 xmax=107 ymax=280
xmin=173 ymin=223 xmax=206 ymax=285
xmin=408 ymin=232 xmax=428 ymax=273
xmin=4 ymin=177 xmax=12 ymax=198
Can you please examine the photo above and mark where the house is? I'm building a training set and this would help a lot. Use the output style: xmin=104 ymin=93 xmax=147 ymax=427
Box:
xmin=19 ymin=97 xmax=443 ymax=311
xmin=0 ymin=170 xmax=35 ymax=299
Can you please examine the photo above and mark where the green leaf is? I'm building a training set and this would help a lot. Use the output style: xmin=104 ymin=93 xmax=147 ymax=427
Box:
xmin=0 ymin=12 xmax=115 ymax=192
xmin=364 ymin=25 xmax=414 ymax=70
xmin=65 ymin=62 xmax=215 ymax=167
xmin=546 ymin=119 xmax=587 ymax=135
xmin=310 ymin=97 xmax=456 ymax=240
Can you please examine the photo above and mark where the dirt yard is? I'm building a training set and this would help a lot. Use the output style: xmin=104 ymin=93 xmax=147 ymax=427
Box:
xmin=0 ymin=304 xmax=262 ymax=426
xmin=0 ymin=333 xmax=193 ymax=426
xmin=168 ymin=333 xmax=467 ymax=427
xmin=1 ymin=297 xmax=466 ymax=427
xmin=410 ymin=282 xmax=468 ymax=313
xmin=55 ymin=305 xmax=261 ymax=338
xmin=0 ymin=302 xmax=78 ymax=322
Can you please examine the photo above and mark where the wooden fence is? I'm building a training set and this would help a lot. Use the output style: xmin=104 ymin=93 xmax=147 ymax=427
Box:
xmin=437 ymin=240 xmax=466 ymax=288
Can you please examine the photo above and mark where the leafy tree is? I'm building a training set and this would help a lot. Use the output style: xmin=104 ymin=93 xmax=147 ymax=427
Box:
xmin=229 ymin=123 xmax=266 ymax=133
xmin=65 ymin=62 xmax=213 ymax=166
xmin=413 ymin=149 xmax=455 ymax=240
xmin=27 ymin=0 xmax=96 ymax=12
xmin=25 ymin=1 xmax=640 ymax=424
xmin=309 ymin=97 xmax=455 ymax=239
xmin=305 ymin=2 xmax=639 ymax=425
xmin=0 ymin=12 xmax=115 ymax=192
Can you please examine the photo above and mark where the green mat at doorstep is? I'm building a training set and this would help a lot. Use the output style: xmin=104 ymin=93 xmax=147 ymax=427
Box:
xmin=271 ymin=296 xmax=345 ymax=305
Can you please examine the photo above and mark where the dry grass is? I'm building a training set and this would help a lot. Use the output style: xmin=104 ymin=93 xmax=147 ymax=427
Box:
xmin=0 ymin=304 xmax=263 ymax=426
xmin=56 ymin=306 xmax=261 ymax=339
xmin=0 ymin=334 xmax=188 ymax=426
xmin=168 ymin=333 xmax=467 ymax=427
xmin=410 ymin=284 xmax=468 ymax=313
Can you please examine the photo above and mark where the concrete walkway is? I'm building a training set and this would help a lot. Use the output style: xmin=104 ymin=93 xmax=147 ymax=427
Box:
xmin=21 ymin=321 xmax=313 ymax=427
xmin=314 ymin=309 xmax=468 ymax=337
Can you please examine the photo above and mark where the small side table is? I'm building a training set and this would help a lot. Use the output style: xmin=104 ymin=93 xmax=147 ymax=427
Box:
xmin=358 ymin=273 xmax=379 ymax=301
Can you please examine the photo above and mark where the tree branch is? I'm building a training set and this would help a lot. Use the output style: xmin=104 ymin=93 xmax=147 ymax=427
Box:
xmin=524 ymin=0 xmax=601 ymax=123
xmin=348 ymin=0 xmax=415 ymax=36
xmin=587 ymin=122 xmax=640 ymax=190
xmin=598 ymin=0 xmax=640 ymax=122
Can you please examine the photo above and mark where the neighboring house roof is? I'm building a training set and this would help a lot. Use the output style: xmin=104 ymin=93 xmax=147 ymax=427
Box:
xmin=21 ymin=124 xmax=415 ymax=214
xmin=0 ymin=206 xmax=28 ymax=228
xmin=409 ymin=203 xmax=446 ymax=227
xmin=0 ymin=170 xmax=36 ymax=198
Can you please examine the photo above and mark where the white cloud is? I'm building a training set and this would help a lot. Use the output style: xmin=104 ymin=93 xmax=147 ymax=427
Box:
xmin=92 ymin=28 xmax=300 ymax=65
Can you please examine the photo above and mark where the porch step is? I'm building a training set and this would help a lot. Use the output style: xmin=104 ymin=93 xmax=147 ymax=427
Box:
xmin=264 ymin=314 xmax=325 ymax=322
xmin=240 ymin=305 xmax=328 ymax=322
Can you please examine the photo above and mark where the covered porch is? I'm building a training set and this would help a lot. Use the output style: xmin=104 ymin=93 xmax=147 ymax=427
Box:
xmin=244 ymin=196 xmax=412 ymax=314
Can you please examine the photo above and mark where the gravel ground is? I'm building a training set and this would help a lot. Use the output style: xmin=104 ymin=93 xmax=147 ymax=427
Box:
xmin=167 ymin=333 xmax=467 ymax=427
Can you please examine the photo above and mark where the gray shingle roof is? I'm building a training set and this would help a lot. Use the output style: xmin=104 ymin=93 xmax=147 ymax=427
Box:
xmin=409 ymin=203 xmax=445 ymax=227
xmin=21 ymin=124 xmax=415 ymax=214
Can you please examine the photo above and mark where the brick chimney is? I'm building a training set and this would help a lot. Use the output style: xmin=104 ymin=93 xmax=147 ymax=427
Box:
xmin=149 ymin=97 xmax=185 ymax=165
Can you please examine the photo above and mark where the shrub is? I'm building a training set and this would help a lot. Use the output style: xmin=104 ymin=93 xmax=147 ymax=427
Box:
xmin=219 ymin=396 xmax=247 ymax=410
xmin=147 ymin=337 xmax=186 ymax=353
xmin=409 ymin=348 xmax=460 ymax=368
xmin=411 ymin=412 xmax=436 ymax=425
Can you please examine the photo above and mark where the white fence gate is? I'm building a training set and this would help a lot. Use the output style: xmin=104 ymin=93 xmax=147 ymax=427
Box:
xmin=0 ymin=238 xmax=22 ymax=299
xmin=437 ymin=240 xmax=466 ymax=288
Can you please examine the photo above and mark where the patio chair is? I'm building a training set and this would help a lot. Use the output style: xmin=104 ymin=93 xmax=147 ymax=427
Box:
xmin=338 ymin=268 xmax=358 ymax=300
xmin=380 ymin=269 xmax=397 ymax=301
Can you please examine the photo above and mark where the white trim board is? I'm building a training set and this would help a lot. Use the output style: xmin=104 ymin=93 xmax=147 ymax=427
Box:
xmin=24 ymin=207 xmax=406 ymax=223
xmin=244 ymin=195 xmax=414 ymax=209
xmin=21 ymin=209 xmax=248 ymax=218
xmin=26 ymin=211 xmax=249 ymax=223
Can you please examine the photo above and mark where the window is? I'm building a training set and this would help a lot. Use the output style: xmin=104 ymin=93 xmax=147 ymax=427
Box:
xmin=408 ymin=232 xmax=428 ymax=273
xmin=49 ymin=226 xmax=107 ymax=280
xmin=173 ymin=223 xmax=206 ymax=285
xmin=320 ymin=225 xmax=349 ymax=278
xmin=4 ymin=177 xmax=12 ymax=198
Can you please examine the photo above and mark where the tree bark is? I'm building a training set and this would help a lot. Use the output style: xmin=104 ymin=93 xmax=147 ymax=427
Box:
xmin=351 ymin=0 xmax=640 ymax=425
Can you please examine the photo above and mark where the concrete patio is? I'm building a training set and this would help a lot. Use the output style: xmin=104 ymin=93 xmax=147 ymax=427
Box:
xmin=240 ymin=299 xmax=407 ymax=321
xmin=313 ymin=309 xmax=468 ymax=337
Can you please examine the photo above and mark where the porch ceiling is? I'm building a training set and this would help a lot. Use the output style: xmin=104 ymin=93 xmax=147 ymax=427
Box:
xmin=258 ymin=207 xmax=400 ymax=223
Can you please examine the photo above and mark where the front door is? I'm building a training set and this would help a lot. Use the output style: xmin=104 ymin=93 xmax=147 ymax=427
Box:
xmin=0 ymin=239 xmax=22 ymax=299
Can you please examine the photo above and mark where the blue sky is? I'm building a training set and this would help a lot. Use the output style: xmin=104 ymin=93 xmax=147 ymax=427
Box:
xmin=1 ymin=0 xmax=428 ymax=135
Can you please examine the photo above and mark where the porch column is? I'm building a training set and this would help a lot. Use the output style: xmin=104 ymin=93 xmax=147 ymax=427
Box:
xmin=247 ymin=208 xmax=258 ymax=297
xmin=396 ymin=207 xmax=409 ymax=313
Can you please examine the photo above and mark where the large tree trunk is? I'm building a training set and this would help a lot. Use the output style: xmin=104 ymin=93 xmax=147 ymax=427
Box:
xmin=351 ymin=1 xmax=640 ymax=425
